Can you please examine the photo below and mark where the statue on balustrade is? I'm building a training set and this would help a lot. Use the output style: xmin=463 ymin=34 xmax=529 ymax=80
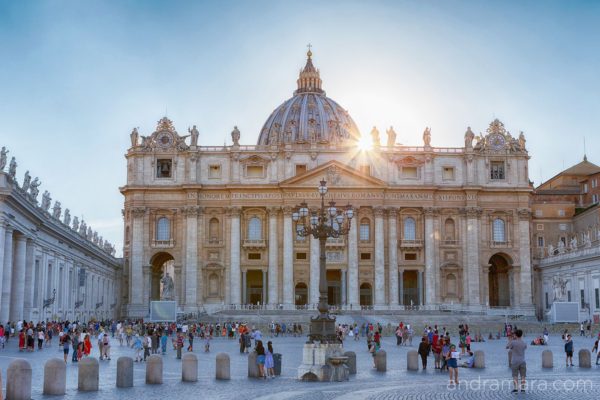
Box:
xmin=79 ymin=220 xmax=87 ymax=236
xmin=370 ymin=126 xmax=380 ymax=147
xmin=570 ymin=236 xmax=578 ymax=250
xmin=29 ymin=177 xmax=41 ymax=201
xmin=41 ymin=191 xmax=52 ymax=212
xmin=52 ymin=201 xmax=62 ymax=219
xmin=231 ymin=126 xmax=241 ymax=146
xmin=464 ymin=127 xmax=475 ymax=149
xmin=130 ymin=127 xmax=139 ymax=147
xmin=547 ymin=244 xmax=554 ymax=256
xmin=63 ymin=209 xmax=71 ymax=226
xmin=161 ymin=272 xmax=175 ymax=300
xmin=22 ymin=171 xmax=31 ymax=192
xmin=8 ymin=157 xmax=17 ymax=180
xmin=0 ymin=147 xmax=8 ymax=170
xmin=557 ymin=240 xmax=565 ymax=254
xmin=189 ymin=125 xmax=199 ymax=147
xmin=423 ymin=127 xmax=431 ymax=147
xmin=386 ymin=126 xmax=397 ymax=147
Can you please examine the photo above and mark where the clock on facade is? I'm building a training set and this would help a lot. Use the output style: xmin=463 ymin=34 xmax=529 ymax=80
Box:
xmin=489 ymin=133 xmax=506 ymax=151
xmin=157 ymin=132 xmax=173 ymax=148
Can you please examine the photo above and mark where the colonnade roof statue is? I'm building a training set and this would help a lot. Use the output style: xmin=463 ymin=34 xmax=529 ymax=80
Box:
xmin=0 ymin=146 xmax=117 ymax=257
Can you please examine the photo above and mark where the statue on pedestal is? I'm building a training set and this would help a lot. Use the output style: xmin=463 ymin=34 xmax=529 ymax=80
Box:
xmin=547 ymin=244 xmax=554 ymax=257
xmin=130 ymin=127 xmax=139 ymax=147
xmin=188 ymin=125 xmax=199 ymax=147
xmin=22 ymin=171 xmax=31 ymax=192
xmin=79 ymin=220 xmax=87 ymax=236
xmin=557 ymin=240 xmax=565 ymax=254
xmin=72 ymin=216 xmax=79 ymax=232
xmin=86 ymin=226 xmax=93 ymax=240
xmin=386 ymin=126 xmax=397 ymax=147
xmin=231 ymin=126 xmax=241 ymax=146
xmin=52 ymin=201 xmax=62 ymax=219
xmin=0 ymin=147 xmax=8 ymax=170
xmin=8 ymin=157 xmax=17 ymax=180
xmin=161 ymin=272 xmax=175 ymax=300
xmin=584 ymin=232 xmax=592 ymax=248
xmin=570 ymin=236 xmax=578 ymax=250
xmin=63 ymin=209 xmax=71 ymax=226
xmin=41 ymin=191 xmax=52 ymax=212
xmin=464 ymin=127 xmax=475 ymax=149
xmin=518 ymin=131 xmax=526 ymax=151
xmin=552 ymin=276 xmax=567 ymax=302
xmin=370 ymin=126 xmax=380 ymax=147
xmin=423 ymin=127 xmax=431 ymax=147
xmin=29 ymin=177 xmax=41 ymax=201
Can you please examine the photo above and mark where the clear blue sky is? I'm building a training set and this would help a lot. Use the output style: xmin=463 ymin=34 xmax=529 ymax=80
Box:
xmin=1 ymin=0 xmax=599 ymax=256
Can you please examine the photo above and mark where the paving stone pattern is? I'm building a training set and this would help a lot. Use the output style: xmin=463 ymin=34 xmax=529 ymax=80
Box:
xmin=0 ymin=333 xmax=599 ymax=399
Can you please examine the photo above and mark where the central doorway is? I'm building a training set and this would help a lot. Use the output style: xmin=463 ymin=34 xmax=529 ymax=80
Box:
xmin=295 ymin=283 xmax=308 ymax=305
xmin=488 ymin=254 xmax=511 ymax=307
xmin=327 ymin=270 xmax=341 ymax=306
xmin=403 ymin=270 xmax=419 ymax=306
xmin=246 ymin=270 xmax=264 ymax=305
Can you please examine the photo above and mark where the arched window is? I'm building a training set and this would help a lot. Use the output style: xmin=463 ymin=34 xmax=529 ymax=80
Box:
xmin=444 ymin=218 xmax=455 ymax=241
xmin=404 ymin=217 xmax=416 ymax=241
xmin=493 ymin=218 xmax=506 ymax=242
xmin=156 ymin=217 xmax=170 ymax=241
xmin=209 ymin=218 xmax=220 ymax=242
xmin=248 ymin=217 xmax=262 ymax=240
xmin=359 ymin=218 xmax=370 ymax=241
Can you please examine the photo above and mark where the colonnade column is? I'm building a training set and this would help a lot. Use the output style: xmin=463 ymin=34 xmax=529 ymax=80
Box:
xmin=22 ymin=239 xmax=35 ymax=321
xmin=9 ymin=235 xmax=27 ymax=321
xmin=262 ymin=270 xmax=267 ymax=305
xmin=282 ymin=207 xmax=294 ymax=307
xmin=399 ymin=270 xmax=404 ymax=305
xmin=341 ymin=269 xmax=347 ymax=306
xmin=465 ymin=207 xmax=481 ymax=305
xmin=0 ymin=226 xmax=14 ymax=321
xmin=518 ymin=209 xmax=533 ymax=306
xmin=388 ymin=208 xmax=398 ymax=306
xmin=267 ymin=207 xmax=279 ymax=306
xmin=424 ymin=208 xmax=435 ymax=305
xmin=130 ymin=208 xmax=146 ymax=310
xmin=184 ymin=206 xmax=199 ymax=310
xmin=347 ymin=218 xmax=358 ymax=307
xmin=0 ymin=222 xmax=6 ymax=315
xmin=241 ymin=270 xmax=247 ymax=305
xmin=309 ymin=234 xmax=319 ymax=305
xmin=417 ymin=270 xmax=423 ymax=306
xmin=374 ymin=207 xmax=385 ymax=307
xmin=229 ymin=207 xmax=241 ymax=305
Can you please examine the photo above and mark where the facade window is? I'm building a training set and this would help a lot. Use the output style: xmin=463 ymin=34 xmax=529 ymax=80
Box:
xmin=296 ymin=252 xmax=307 ymax=260
xmin=404 ymin=253 xmax=417 ymax=261
xmin=490 ymin=161 xmax=505 ymax=180
xmin=492 ymin=218 xmax=506 ymax=242
xmin=559 ymin=224 xmax=568 ymax=231
xmin=156 ymin=217 xmax=170 ymax=241
xmin=360 ymin=252 xmax=371 ymax=260
xmin=558 ymin=209 xmax=565 ymax=217
xmin=248 ymin=253 xmax=261 ymax=260
xmin=209 ymin=218 xmax=220 ymax=242
xmin=246 ymin=165 xmax=264 ymax=178
xmin=593 ymin=179 xmax=598 ymax=188
xmin=583 ymin=183 xmax=589 ymax=193
xmin=401 ymin=166 xmax=418 ymax=179
xmin=593 ymin=194 xmax=599 ymax=204
xmin=537 ymin=236 xmax=544 ymax=247
xmin=156 ymin=159 xmax=172 ymax=178
xmin=444 ymin=218 xmax=455 ymax=241
xmin=403 ymin=217 xmax=416 ymax=241
xmin=359 ymin=218 xmax=370 ymax=241
xmin=595 ymin=288 xmax=599 ymax=309
xmin=295 ymin=164 xmax=307 ymax=175
xmin=209 ymin=165 xmax=221 ymax=179
xmin=567 ymin=290 xmax=571 ymax=302
xmin=248 ymin=217 xmax=262 ymax=240
xmin=442 ymin=167 xmax=455 ymax=181
xmin=535 ymin=209 xmax=543 ymax=217
xmin=581 ymin=289 xmax=585 ymax=308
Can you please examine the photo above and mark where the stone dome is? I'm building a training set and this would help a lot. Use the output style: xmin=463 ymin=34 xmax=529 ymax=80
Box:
xmin=257 ymin=50 xmax=361 ymax=146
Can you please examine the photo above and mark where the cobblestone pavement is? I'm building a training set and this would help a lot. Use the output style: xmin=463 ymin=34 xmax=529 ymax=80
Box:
xmin=1 ymin=332 xmax=599 ymax=399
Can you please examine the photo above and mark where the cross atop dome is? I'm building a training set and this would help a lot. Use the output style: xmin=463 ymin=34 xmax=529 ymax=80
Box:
xmin=296 ymin=46 xmax=324 ymax=95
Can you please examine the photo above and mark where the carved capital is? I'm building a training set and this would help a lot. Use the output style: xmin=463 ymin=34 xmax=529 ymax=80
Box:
xmin=387 ymin=207 xmax=398 ymax=217
xmin=374 ymin=206 xmax=385 ymax=217
xmin=131 ymin=207 xmax=146 ymax=218
xmin=517 ymin=208 xmax=531 ymax=220
xmin=183 ymin=206 xmax=202 ymax=216
xmin=423 ymin=207 xmax=438 ymax=217
xmin=227 ymin=206 xmax=242 ymax=217
xmin=461 ymin=206 xmax=482 ymax=218
xmin=268 ymin=206 xmax=281 ymax=216
xmin=282 ymin=206 xmax=294 ymax=216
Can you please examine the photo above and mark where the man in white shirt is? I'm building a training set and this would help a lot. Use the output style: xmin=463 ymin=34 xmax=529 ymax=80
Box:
xmin=102 ymin=333 xmax=111 ymax=360
xmin=97 ymin=331 xmax=105 ymax=360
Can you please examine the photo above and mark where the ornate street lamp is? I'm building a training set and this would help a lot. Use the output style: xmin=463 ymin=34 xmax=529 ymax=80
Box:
xmin=293 ymin=179 xmax=353 ymax=342
xmin=43 ymin=289 xmax=56 ymax=309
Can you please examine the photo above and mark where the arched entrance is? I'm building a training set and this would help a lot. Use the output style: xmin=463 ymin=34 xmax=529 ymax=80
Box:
xmin=150 ymin=252 xmax=175 ymax=301
xmin=360 ymin=283 xmax=372 ymax=306
xmin=295 ymin=283 xmax=308 ymax=305
xmin=488 ymin=254 xmax=512 ymax=307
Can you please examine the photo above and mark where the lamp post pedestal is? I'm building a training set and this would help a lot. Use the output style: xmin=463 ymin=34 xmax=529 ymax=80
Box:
xmin=297 ymin=342 xmax=348 ymax=382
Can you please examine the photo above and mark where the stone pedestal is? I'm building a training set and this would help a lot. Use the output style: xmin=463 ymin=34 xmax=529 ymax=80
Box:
xmin=542 ymin=350 xmax=553 ymax=368
xmin=43 ymin=358 xmax=66 ymax=395
xmin=216 ymin=353 xmax=230 ymax=380
xmin=78 ymin=357 xmax=99 ymax=392
xmin=578 ymin=349 xmax=591 ymax=368
xmin=117 ymin=357 xmax=134 ymax=388
xmin=6 ymin=359 xmax=32 ymax=400
xmin=182 ymin=353 xmax=198 ymax=382
xmin=343 ymin=351 xmax=356 ymax=375
xmin=146 ymin=355 xmax=163 ymax=384
xmin=407 ymin=351 xmax=419 ymax=371
xmin=375 ymin=350 xmax=386 ymax=372
xmin=473 ymin=350 xmax=485 ymax=369
xmin=297 ymin=343 xmax=348 ymax=382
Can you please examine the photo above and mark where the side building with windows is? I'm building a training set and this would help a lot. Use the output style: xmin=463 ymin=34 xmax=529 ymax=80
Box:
xmin=0 ymin=149 xmax=122 ymax=323
xmin=532 ymin=157 xmax=600 ymax=321
xmin=120 ymin=51 xmax=534 ymax=317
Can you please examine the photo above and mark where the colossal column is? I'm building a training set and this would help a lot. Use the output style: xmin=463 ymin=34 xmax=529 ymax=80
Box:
xmin=518 ymin=209 xmax=533 ymax=306
xmin=229 ymin=207 xmax=241 ymax=305
xmin=309 ymin=235 xmax=319 ymax=305
xmin=267 ymin=207 xmax=279 ymax=305
xmin=374 ymin=207 xmax=385 ymax=306
xmin=424 ymin=208 xmax=436 ymax=305
xmin=282 ymin=207 xmax=294 ymax=307
xmin=387 ymin=208 xmax=399 ymax=306
xmin=22 ymin=239 xmax=35 ymax=321
xmin=10 ymin=234 xmax=27 ymax=321
xmin=129 ymin=207 xmax=146 ymax=312
xmin=0 ymin=221 xmax=6 ymax=313
xmin=347 ymin=217 xmax=359 ymax=307
xmin=184 ymin=206 xmax=199 ymax=310
xmin=0 ymin=226 xmax=14 ymax=321
xmin=464 ymin=207 xmax=482 ymax=305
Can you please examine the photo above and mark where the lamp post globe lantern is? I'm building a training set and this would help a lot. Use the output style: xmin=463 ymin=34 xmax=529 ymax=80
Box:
xmin=293 ymin=179 xmax=353 ymax=343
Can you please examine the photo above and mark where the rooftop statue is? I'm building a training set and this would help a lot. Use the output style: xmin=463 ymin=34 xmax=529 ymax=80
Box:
xmin=386 ymin=126 xmax=396 ymax=147
xmin=63 ymin=209 xmax=71 ymax=226
xmin=22 ymin=171 xmax=31 ymax=192
xmin=29 ymin=177 xmax=41 ymax=201
xmin=52 ymin=201 xmax=62 ymax=219
xmin=41 ymin=191 xmax=52 ymax=212
xmin=8 ymin=157 xmax=17 ymax=180
xmin=231 ymin=126 xmax=241 ymax=146
xmin=130 ymin=127 xmax=139 ymax=147
xmin=423 ymin=127 xmax=431 ymax=147
xmin=0 ymin=146 xmax=8 ymax=170
xmin=370 ymin=126 xmax=380 ymax=147
xmin=189 ymin=125 xmax=199 ymax=147
xmin=72 ymin=216 xmax=79 ymax=232
xmin=79 ymin=219 xmax=87 ymax=236
xmin=464 ymin=127 xmax=475 ymax=149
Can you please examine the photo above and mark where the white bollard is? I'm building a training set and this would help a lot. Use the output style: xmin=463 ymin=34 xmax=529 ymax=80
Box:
xmin=182 ymin=353 xmax=198 ymax=382
xmin=43 ymin=358 xmax=66 ymax=395
xmin=6 ymin=359 xmax=32 ymax=400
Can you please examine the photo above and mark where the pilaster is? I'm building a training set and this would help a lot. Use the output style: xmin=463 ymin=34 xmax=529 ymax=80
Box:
xmin=282 ymin=207 xmax=294 ymax=306
xmin=268 ymin=207 xmax=279 ymax=305
xmin=229 ymin=207 xmax=241 ymax=304
xmin=374 ymin=206 xmax=385 ymax=306
xmin=387 ymin=207 xmax=398 ymax=306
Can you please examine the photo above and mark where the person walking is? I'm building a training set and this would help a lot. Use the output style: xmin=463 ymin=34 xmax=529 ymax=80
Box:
xmin=592 ymin=338 xmax=600 ymax=365
xmin=445 ymin=344 xmax=459 ymax=386
xmin=133 ymin=334 xmax=143 ymax=362
xmin=61 ymin=332 xmax=71 ymax=363
xmin=418 ymin=336 xmax=430 ymax=370
xmin=507 ymin=329 xmax=527 ymax=393
xmin=71 ymin=333 xmax=79 ymax=363
xmin=83 ymin=334 xmax=92 ymax=357
xmin=564 ymin=334 xmax=574 ymax=367
xmin=161 ymin=331 xmax=168 ymax=355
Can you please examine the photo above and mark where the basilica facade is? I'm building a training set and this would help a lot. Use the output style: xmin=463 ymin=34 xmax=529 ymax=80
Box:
xmin=121 ymin=51 xmax=534 ymax=317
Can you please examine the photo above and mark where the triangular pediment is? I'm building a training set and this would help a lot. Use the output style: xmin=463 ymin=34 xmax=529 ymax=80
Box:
xmin=280 ymin=160 xmax=387 ymax=189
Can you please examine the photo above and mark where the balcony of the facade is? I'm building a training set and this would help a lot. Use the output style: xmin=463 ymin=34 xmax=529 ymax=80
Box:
xmin=151 ymin=239 xmax=175 ymax=248
xmin=242 ymin=239 xmax=267 ymax=249
xmin=399 ymin=239 xmax=423 ymax=248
